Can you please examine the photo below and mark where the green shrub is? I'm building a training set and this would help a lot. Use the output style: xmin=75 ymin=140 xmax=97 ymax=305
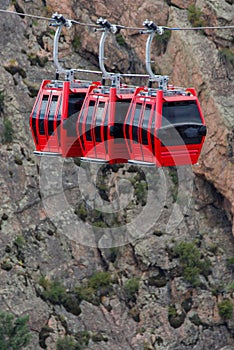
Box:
xmin=74 ymin=285 xmax=98 ymax=305
xmin=218 ymin=299 xmax=233 ymax=320
xmin=3 ymin=118 xmax=14 ymax=143
xmin=14 ymin=235 xmax=26 ymax=248
xmin=74 ymin=201 xmax=88 ymax=220
xmin=226 ymin=281 xmax=234 ymax=292
xmin=92 ymin=332 xmax=108 ymax=343
xmin=189 ymin=313 xmax=204 ymax=326
xmin=227 ymin=257 xmax=234 ymax=271
xmin=134 ymin=181 xmax=147 ymax=205
xmin=174 ymin=241 xmax=211 ymax=286
xmin=124 ymin=277 xmax=140 ymax=302
xmin=1 ymin=259 xmax=13 ymax=271
xmin=76 ymin=330 xmax=90 ymax=346
xmin=56 ymin=336 xmax=82 ymax=350
xmin=116 ymin=33 xmax=126 ymax=46
xmin=39 ymin=275 xmax=51 ymax=289
xmin=168 ymin=304 xmax=186 ymax=328
xmin=42 ymin=280 xmax=67 ymax=304
xmin=39 ymin=277 xmax=81 ymax=315
xmin=0 ymin=312 xmax=30 ymax=350
xmin=219 ymin=48 xmax=234 ymax=68
xmin=72 ymin=34 xmax=81 ymax=52
xmin=88 ymin=271 xmax=112 ymax=289
xmin=109 ymin=247 xmax=119 ymax=263
xmin=208 ymin=243 xmax=219 ymax=254
xmin=40 ymin=271 xmax=114 ymax=311
xmin=154 ymin=30 xmax=171 ymax=55
xmin=74 ymin=271 xmax=113 ymax=306
xmin=93 ymin=220 xmax=108 ymax=228
xmin=188 ymin=5 xmax=205 ymax=28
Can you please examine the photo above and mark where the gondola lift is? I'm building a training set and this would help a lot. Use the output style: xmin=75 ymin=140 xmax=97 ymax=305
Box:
xmin=29 ymin=14 xmax=207 ymax=166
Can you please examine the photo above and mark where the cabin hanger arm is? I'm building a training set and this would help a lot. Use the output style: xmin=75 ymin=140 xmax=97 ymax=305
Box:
xmin=96 ymin=17 xmax=121 ymax=87
xmin=50 ymin=13 xmax=74 ymax=81
xmin=141 ymin=19 xmax=169 ymax=91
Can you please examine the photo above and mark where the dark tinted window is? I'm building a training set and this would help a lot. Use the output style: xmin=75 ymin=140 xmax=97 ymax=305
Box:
xmin=39 ymin=96 xmax=49 ymax=135
xmin=95 ymin=101 xmax=105 ymax=142
xmin=32 ymin=98 xmax=39 ymax=143
xmin=78 ymin=106 xmax=85 ymax=148
xmin=86 ymin=100 xmax=95 ymax=141
xmin=68 ymin=94 xmax=85 ymax=117
xmin=48 ymin=96 xmax=58 ymax=135
xmin=115 ymin=100 xmax=131 ymax=123
xmin=132 ymin=103 xmax=142 ymax=143
xmin=160 ymin=100 xmax=203 ymax=146
xmin=150 ymin=115 xmax=155 ymax=152
xmin=114 ymin=100 xmax=131 ymax=143
xmin=66 ymin=94 xmax=86 ymax=137
xmin=141 ymin=104 xmax=152 ymax=145
xmin=57 ymin=100 xmax=62 ymax=145
xmin=125 ymin=104 xmax=133 ymax=142
xmin=104 ymin=103 xmax=109 ymax=153
xmin=158 ymin=124 xmax=203 ymax=146
xmin=162 ymin=100 xmax=202 ymax=126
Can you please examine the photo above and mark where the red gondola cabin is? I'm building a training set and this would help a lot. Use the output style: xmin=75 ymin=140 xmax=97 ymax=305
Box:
xmin=30 ymin=79 xmax=89 ymax=157
xmin=124 ymin=87 xmax=207 ymax=167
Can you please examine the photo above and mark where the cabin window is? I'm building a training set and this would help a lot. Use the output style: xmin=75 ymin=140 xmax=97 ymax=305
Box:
xmin=86 ymin=100 xmax=95 ymax=141
xmin=141 ymin=104 xmax=152 ymax=145
xmin=125 ymin=104 xmax=133 ymax=142
xmin=95 ymin=101 xmax=105 ymax=142
xmin=160 ymin=101 xmax=203 ymax=146
xmin=48 ymin=96 xmax=58 ymax=136
xmin=162 ymin=100 xmax=202 ymax=126
xmin=39 ymin=95 xmax=49 ymax=135
xmin=103 ymin=103 xmax=109 ymax=153
xmin=56 ymin=100 xmax=62 ymax=145
xmin=113 ymin=100 xmax=131 ymax=143
xmin=150 ymin=115 xmax=155 ymax=152
xmin=32 ymin=98 xmax=39 ymax=143
xmin=66 ymin=93 xmax=86 ymax=137
xmin=132 ymin=103 xmax=142 ymax=143
xmin=78 ymin=105 xmax=85 ymax=148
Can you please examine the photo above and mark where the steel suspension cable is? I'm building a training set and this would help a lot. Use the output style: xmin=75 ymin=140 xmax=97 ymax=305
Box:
xmin=0 ymin=8 xmax=234 ymax=31
xmin=0 ymin=8 xmax=52 ymax=21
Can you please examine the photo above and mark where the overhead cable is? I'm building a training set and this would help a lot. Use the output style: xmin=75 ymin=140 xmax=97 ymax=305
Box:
xmin=0 ymin=8 xmax=234 ymax=31
xmin=0 ymin=8 xmax=52 ymax=21
xmin=164 ymin=25 xmax=234 ymax=31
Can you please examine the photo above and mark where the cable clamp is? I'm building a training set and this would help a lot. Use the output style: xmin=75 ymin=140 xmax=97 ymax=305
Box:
xmin=96 ymin=17 xmax=119 ymax=34
xmin=51 ymin=13 xmax=72 ymax=28
xmin=143 ymin=19 xmax=164 ymax=35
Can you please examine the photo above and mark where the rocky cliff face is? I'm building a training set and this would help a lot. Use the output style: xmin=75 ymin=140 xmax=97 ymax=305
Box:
xmin=0 ymin=0 xmax=234 ymax=349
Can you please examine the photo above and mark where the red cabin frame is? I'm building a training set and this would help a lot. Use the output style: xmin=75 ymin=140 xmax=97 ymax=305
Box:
xmin=29 ymin=80 xmax=89 ymax=157
xmin=76 ymin=85 xmax=134 ymax=164
xmin=30 ymin=81 xmax=206 ymax=167
xmin=124 ymin=88 xmax=206 ymax=167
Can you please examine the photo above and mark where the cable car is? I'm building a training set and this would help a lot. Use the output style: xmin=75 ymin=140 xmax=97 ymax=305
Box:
xmin=30 ymin=79 xmax=89 ymax=157
xmin=29 ymin=14 xmax=93 ymax=158
xmin=124 ymin=87 xmax=206 ymax=167
xmin=77 ymin=84 xmax=134 ymax=163
xmin=29 ymin=15 xmax=207 ymax=167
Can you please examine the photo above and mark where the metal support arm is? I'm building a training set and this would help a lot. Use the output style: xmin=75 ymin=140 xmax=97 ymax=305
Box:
xmin=142 ymin=19 xmax=169 ymax=91
xmin=96 ymin=17 xmax=120 ymax=86
xmin=50 ymin=13 xmax=73 ymax=81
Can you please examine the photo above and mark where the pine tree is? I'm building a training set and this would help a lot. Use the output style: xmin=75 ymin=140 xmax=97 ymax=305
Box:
xmin=0 ymin=312 xmax=31 ymax=349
